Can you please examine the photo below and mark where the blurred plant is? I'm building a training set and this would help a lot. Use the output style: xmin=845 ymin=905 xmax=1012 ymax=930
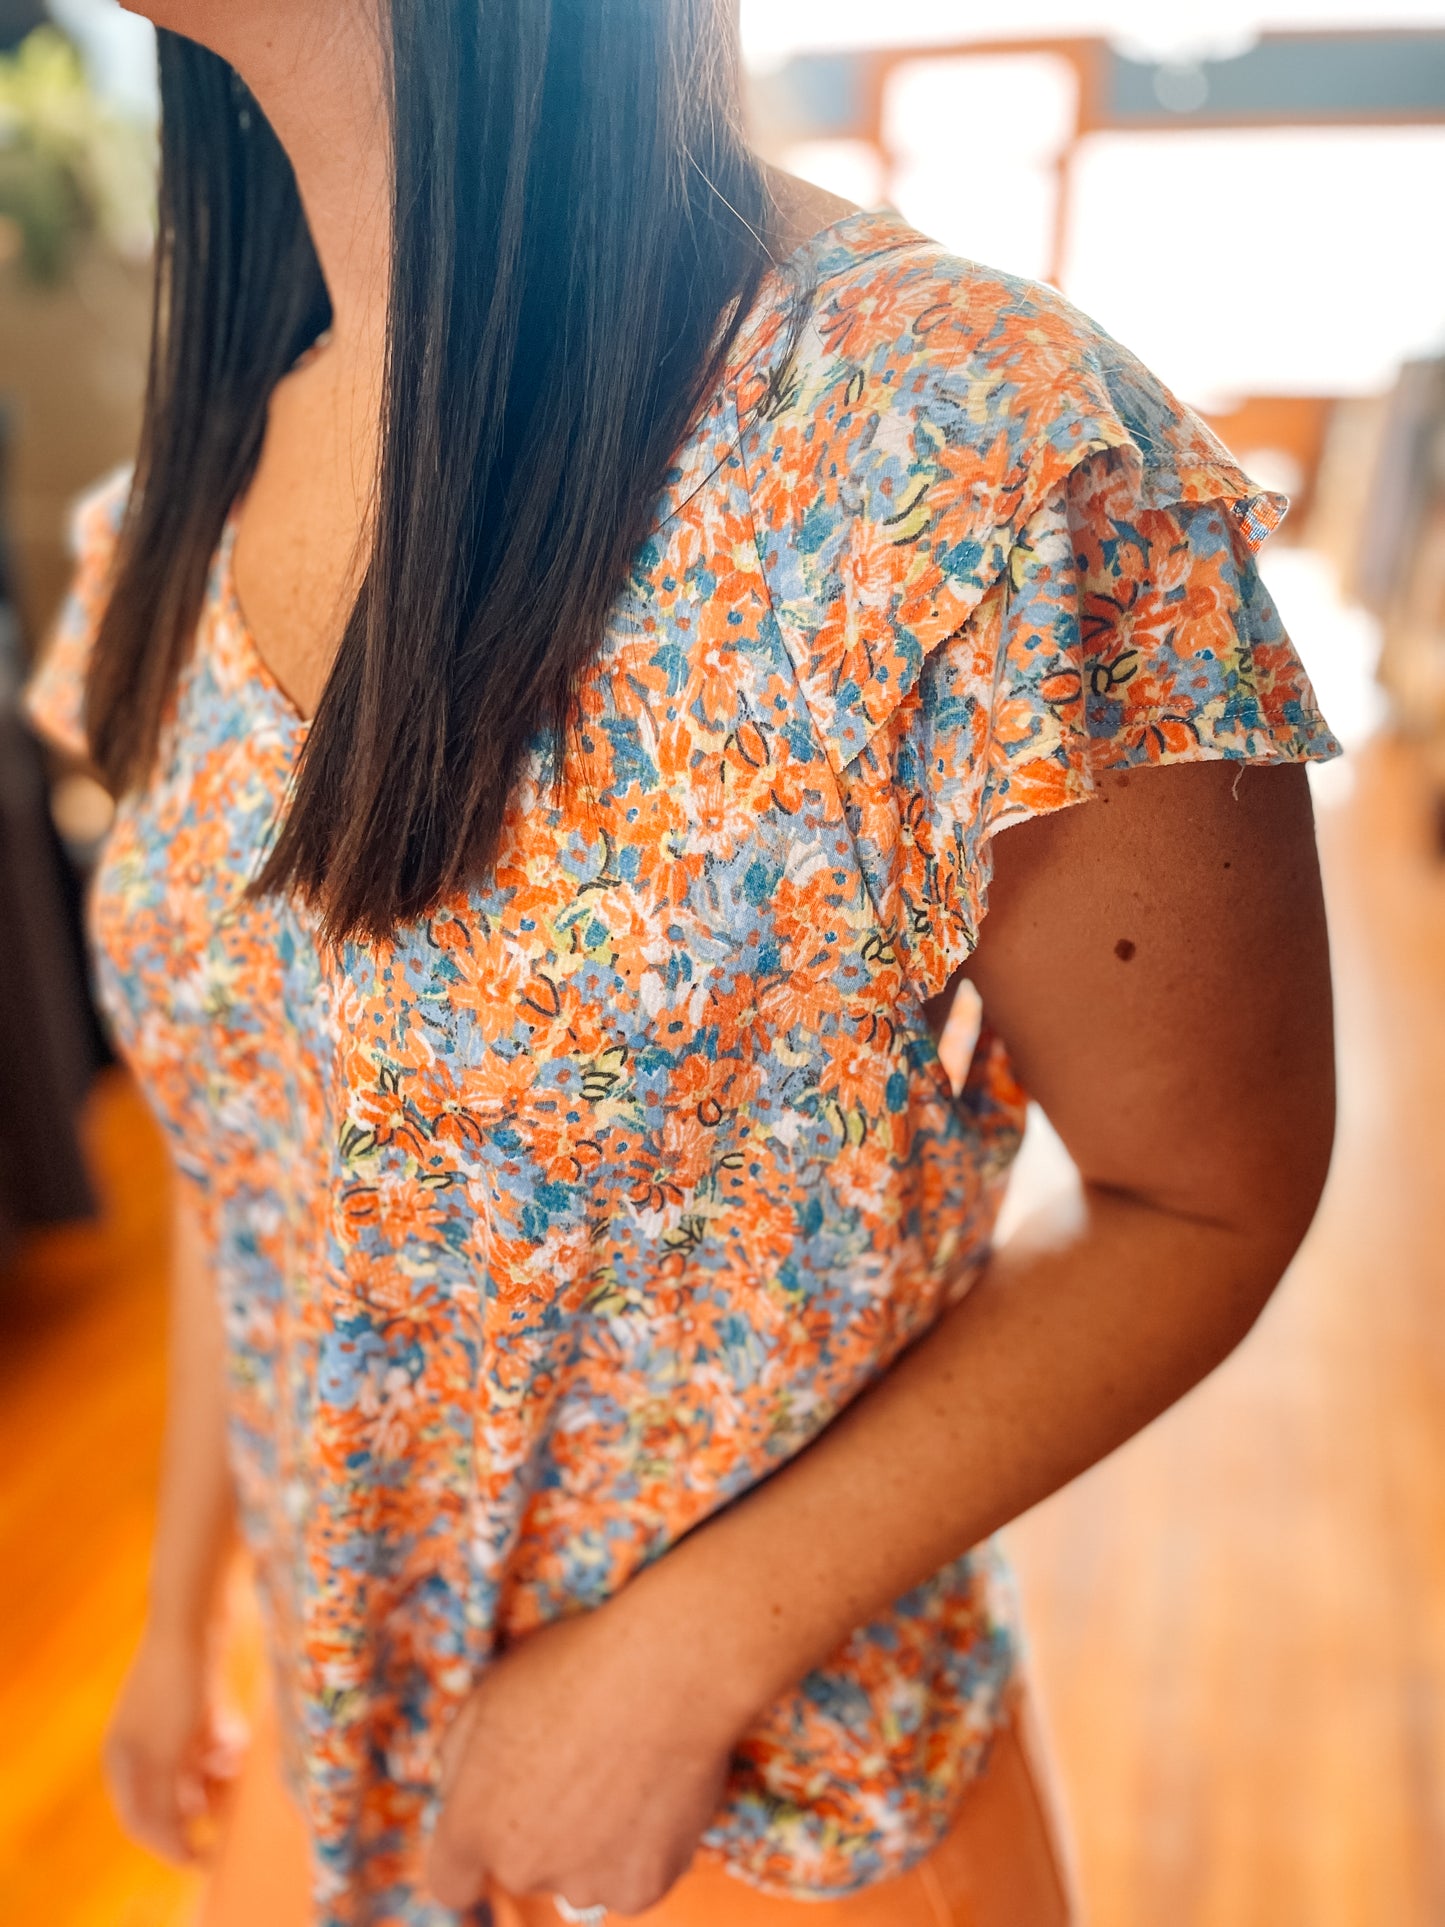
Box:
xmin=0 ymin=24 xmax=154 ymax=284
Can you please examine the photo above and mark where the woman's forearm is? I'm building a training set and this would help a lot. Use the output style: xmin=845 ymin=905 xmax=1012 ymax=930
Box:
xmin=144 ymin=1172 xmax=236 ymax=1650
xmin=623 ymin=1181 xmax=1306 ymax=1724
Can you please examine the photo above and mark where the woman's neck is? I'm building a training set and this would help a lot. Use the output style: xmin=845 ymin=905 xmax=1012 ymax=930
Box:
xmin=199 ymin=2 xmax=392 ymax=362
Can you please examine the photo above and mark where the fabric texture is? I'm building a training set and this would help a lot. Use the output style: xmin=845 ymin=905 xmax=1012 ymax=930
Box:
xmin=25 ymin=206 xmax=1340 ymax=1927
xmin=196 ymin=1668 xmax=1076 ymax=1927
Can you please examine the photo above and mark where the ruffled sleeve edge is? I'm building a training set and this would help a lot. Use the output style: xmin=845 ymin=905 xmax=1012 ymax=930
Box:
xmin=948 ymin=461 xmax=1342 ymax=980
xmin=761 ymin=398 xmax=1297 ymax=787
xmin=21 ymin=462 xmax=134 ymax=761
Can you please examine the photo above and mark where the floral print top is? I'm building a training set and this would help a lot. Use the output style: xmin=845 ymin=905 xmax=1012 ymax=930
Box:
xmin=27 ymin=206 xmax=1339 ymax=1925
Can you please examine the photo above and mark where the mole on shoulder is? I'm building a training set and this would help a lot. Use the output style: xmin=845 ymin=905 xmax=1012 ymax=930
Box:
xmin=1114 ymin=938 xmax=1137 ymax=962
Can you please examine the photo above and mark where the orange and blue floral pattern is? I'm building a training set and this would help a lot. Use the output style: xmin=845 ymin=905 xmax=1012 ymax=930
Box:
xmin=26 ymin=207 xmax=1338 ymax=1925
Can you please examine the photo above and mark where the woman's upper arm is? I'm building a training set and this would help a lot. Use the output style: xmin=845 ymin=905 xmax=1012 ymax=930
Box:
xmin=737 ymin=250 xmax=1340 ymax=1258
xmin=962 ymin=757 xmax=1335 ymax=1252
xmin=22 ymin=464 xmax=133 ymax=764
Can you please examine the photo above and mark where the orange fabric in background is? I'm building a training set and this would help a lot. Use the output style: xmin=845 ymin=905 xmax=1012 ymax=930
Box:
xmin=199 ymin=1675 xmax=1078 ymax=1927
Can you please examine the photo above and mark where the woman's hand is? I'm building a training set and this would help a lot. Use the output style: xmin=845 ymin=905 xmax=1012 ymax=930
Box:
xmin=105 ymin=1171 xmax=243 ymax=1863
xmin=426 ymin=1582 xmax=749 ymax=1918
xmin=103 ymin=1623 xmax=247 ymax=1865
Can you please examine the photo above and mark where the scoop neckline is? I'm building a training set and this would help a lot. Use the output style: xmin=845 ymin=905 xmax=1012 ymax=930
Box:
xmin=218 ymin=200 xmax=926 ymax=732
xmin=216 ymin=510 xmax=317 ymax=730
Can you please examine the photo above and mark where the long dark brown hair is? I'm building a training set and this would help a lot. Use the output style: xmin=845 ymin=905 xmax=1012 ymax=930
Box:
xmin=86 ymin=0 xmax=785 ymax=940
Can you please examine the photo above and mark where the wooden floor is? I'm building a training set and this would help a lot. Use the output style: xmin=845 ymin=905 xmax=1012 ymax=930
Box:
xmin=1010 ymin=736 xmax=1445 ymax=1927
xmin=1 ymin=734 xmax=1442 ymax=1927
xmin=0 ymin=1059 xmax=197 ymax=1925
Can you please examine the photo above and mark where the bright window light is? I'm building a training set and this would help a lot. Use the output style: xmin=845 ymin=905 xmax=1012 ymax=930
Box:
xmin=879 ymin=55 xmax=1078 ymax=280
xmin=1061 ymin=126 xmax=1445 ymax=401
xmin=892 ymin=162 xmax=1061 ymax=284
xmin=882 ymin=55 xmax=1079 ymax=165
xmin=776 ymin=140 xmax=887 ymax=209
xmin=743 ymin=1 xmax=1445 ymax=65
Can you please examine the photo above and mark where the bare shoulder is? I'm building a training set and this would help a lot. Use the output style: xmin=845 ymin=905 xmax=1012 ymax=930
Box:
xmin=760 ymin=164 xmax=863 ymax=256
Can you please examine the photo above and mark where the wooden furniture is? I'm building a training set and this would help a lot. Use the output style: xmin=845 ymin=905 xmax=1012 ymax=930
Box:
xmin=0 ymin=410 xmax=101 ymax=1258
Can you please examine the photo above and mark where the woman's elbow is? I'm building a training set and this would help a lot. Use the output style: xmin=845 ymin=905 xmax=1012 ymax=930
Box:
xmin=1219 ymin=1079 xmax=1338 ymax=1339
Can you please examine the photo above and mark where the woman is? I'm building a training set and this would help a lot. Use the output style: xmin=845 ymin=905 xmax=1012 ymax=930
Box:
xmin=26 ymin=2 xmax=1340 ymax=1923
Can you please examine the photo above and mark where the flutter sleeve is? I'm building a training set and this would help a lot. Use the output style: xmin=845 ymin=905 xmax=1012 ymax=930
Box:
xmin=22 ymin=464 xmax=134 ymax=762
xmin=742 ymin=249 xmax=1341 ymax=1002
xmin=857 ymin=444 xmax=1341 ymax=998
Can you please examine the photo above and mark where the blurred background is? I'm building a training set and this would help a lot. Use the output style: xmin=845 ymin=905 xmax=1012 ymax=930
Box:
xmin=1 ymin=2 xmax=1443 ymax=1923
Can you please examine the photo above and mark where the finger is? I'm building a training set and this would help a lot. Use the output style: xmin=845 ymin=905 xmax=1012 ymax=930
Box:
xmin=199 ymin=1709 xmax=250 ymax=1782
xmin=181 ymin=1764 xmax=230 ymax=1865
xmin=437 ymin=1694 xmax=479 ymax=1799
xmin=425 ymin=1805 xmax=489 ymax=1912
xmin=175 ymin=1767 xmax=209 ymax=1822
xmin=140 ymin=1770 xmax=201 ymax=1864
xmin=114 ymin=1754 xmax=200 ymax=1865
xmin=104 ymin=1745 xmax=154 ymax=1852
